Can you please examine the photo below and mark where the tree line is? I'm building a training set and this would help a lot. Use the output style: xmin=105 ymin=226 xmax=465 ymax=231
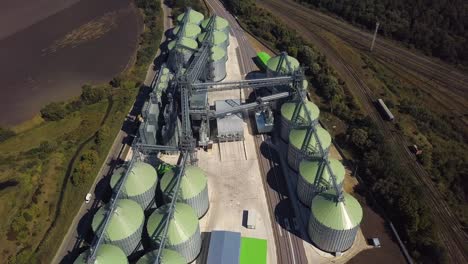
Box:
xmin=296 ymin=0 xmax=468 ymax=66
xmin=224 ymin=0 xmax=449 ymax=262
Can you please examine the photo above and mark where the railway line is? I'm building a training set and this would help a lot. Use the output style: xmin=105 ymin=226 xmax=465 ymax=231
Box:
xmin=255 ymin=0 xmax=468 ymax=262
xmin=204 ymin=0 xmax=308 ymax=262
xmin=258 ymin=0 xmax=468 ymax=127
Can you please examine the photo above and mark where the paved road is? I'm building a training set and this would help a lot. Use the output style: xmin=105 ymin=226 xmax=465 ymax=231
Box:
xmin=204 ymin=0 xmax=307 ymax=263
xmin=52 ymin=1 xmax=173 ymax=263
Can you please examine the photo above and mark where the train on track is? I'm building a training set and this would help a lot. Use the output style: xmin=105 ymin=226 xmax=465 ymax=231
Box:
xmin=376 ymin=98 xmax=394 ymax=121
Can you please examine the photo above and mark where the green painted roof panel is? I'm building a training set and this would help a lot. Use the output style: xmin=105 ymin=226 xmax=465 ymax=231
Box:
xmin=110 ymin=162 xmax=157 ymax=196
xmin=136 ymin=249 xmax=185 ymax=264
xmin=211 ymin=46 xmax=225 ymax=61
xmin=201 ymin=16 xmax=229 ymax=31
xmin=161 ymin=166 xmax=208 ymax=200
xmin=146 ymin=203 xmax=199 ymax=245
xmin=74 ymin=244 xmax=128 ymax=264
xmin=311 ymin=190 xmax=363 ymax=230
xmin=177 ymin=9 xmax=205 ymax=24
xmin=168 ymin=37 xmax=198 ymax=50
xmin=281 ymin=100 xmax=319 ymax=122
xmin=289 ymin=126 xmax=331 ymax=151
xmin=197 ymin=31 xmax=228 ymax=45
xmin=267 ymin=55 xmax=299 ymax=73
xmin=299 ymin=159 xmax=345 ymax=185
xmin=92 ymin=199 xmax=144 ymax=241
xmin=173 ymin=24 xmax=201 ymax=38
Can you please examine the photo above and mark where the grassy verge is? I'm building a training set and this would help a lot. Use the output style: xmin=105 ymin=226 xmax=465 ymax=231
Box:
xmin=223 ymin=0 xmax=450 ymax=262
xmin=0 ymin=1 xmax=164 ymax=263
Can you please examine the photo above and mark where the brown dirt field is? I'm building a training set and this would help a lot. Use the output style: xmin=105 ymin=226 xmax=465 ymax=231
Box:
xmin=0 ymin=0 xmax=142 ymax=125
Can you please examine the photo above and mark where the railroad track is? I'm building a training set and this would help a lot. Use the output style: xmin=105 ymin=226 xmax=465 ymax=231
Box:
xmin=258 ymin=0 xmax=468 ymax=128
xmin=254 ymin=2 xmax=468 ymax=261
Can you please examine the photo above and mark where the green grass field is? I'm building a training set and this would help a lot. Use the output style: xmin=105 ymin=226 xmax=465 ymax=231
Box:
xmin=239 ymin=237 xmax=267 ymax=264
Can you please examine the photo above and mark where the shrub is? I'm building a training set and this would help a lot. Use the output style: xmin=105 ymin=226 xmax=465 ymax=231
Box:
xmin=40 ymin=102 xmax=68 ymax=121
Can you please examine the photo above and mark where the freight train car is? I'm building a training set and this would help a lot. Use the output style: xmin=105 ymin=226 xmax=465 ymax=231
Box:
xmin=376 ymin=98 xmax=394 ymax=121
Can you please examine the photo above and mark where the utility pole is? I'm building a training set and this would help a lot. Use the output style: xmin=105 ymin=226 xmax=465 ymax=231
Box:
xmin=370 ymin=21 xmax=380 ymax=52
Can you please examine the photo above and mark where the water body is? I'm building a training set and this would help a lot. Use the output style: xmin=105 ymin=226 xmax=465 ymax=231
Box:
xmin=0 ymin=0 xmax=142 ymax=125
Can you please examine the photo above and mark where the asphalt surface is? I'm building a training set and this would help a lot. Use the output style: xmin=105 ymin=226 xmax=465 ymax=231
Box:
xmin=257 ymin=0 xmax=468 ymax=262
xmin=204 ymin=0 xmax=308 ymax=263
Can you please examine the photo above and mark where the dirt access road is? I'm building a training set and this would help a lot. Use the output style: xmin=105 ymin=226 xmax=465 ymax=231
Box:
xmin=259 ymin=0 xmax=468 ymax=127
xmin=257 ymin=0 xmax=468 ymax=263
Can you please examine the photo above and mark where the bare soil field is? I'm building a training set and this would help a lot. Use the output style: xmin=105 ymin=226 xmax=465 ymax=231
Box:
xmin=0 ymin=0 xmax=142 ymax=125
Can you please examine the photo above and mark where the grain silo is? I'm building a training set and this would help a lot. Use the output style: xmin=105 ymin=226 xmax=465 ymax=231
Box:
xmin=74 ymin=244 xmax=128 ymax=264
xmin=308 ymin=190 xmax=363 ymax=253
xmin=167 ymin=37 xmax=198 ymax=70
xmin=287 ymin=126 xmax=331 ymax=171
xmin=200 ymin=15 xmax=230 ymax=35
xmin=172 ymin=24 xmax=201 ymax=40
xmin=136 ymin=249 xmax=185 ymax=264
xmin=266 ymin=52 xmax=300 ymax=77
xmin=146 ymin=202 xmax=202 ymax=263
xmin=161 ymin=166 xmax=209 ymax=218
xmin=197 ymin=30 xmax=229 ymax=49
xmin=110 ymin=162 xmax=158 ymax=210
xmin=297 ymin=158 xmax=345 ymax=207
xmin=208 ymin=46 xmax=227 ymax=82
xmin=92 ymin=199 xmax=144 ymax=256
xmin=176 ymin=8 xmax=204 ymax=26
xmin=280 ymin=100 xmax=320 ymax=142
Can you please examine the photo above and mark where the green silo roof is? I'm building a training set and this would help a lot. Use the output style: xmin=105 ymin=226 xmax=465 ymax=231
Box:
xmin=289 ymin=126 xmax=331 ymax=151
xmin=267 ymin=54 xmax=300 ymax=73
xmin=110 ymin=162 xmax=157 ymax=197
xmin=201 ymin=16 xmax=229 ymax=31
xmin=197 ymin=31 xmax=228 ymax=45
xmin=74 ymin=244 xmax=128 ymax=264
xmin=281 ymin=100 xmax=320 ymax=122
xmin=161 ymin=166 xmax=208 ymax=200
xmin=168 ymin=37 xmax=198 ymax=50
xmin=299 ymin=159 xmax=345 ymax=186
xmin=303 ymin=79 xmax=308 ymax=90
xmin=161 ymin=67 xmax=170 ymax=75
xmin=92 ymin=199 xmax=144 ymax=242
xmin=177 ymin=9 xmax=204 ymax=25
xmin=136 ymin=249 xmax=185 ymax=264
xmin=211 ymin=46 xmax=225 ymax=61
xmin=311 ymin=190 xmax=363 ymax=230
xmin=147 ymin=202 xmax=199 ymax=245
xmin=173 ymin=24 xmax=201 ymax=38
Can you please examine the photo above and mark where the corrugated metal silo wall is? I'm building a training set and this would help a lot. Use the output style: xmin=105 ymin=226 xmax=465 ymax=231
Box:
xmin=308 ymin=215 xmax=358 ymax=253
xmin=170 ymin=225 xmax=202 ymax=263
xmin=287 ymin=144 xmax=329 ymax=171
xmin=185 ymin=184 xmax=209 ymax=218
xmin=108 ymin=220 xmax=144 ymax=256
xmin=129 ymin=180 xmax=157 ymax=210
xmin=296 ymin=173 xmax=318 ymax=207
xmin=297 ymin=176 xmax=344 ymax=207
xmin=211 ymin=58 xmax=226 ymax=82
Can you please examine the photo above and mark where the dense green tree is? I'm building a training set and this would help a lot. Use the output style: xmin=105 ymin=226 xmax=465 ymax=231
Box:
xmin=40 ymin=102 xmax=68 ymax=121
xmin=80 ymin=85 xmax=108 ymax=104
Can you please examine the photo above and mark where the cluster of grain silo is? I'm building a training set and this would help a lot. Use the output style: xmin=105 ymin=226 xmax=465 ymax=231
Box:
xmin=308 ymin=190 xmax=363 ymax=253
xmin=200 ymin=15 xmax=230 ymax=35
xmin=161 ymin=166 xmax=209 ymax=218
xmin=296 ymin=158 xmax=345 ymax=206
xmin=110 ymin=161 xmax=158 ymax=210
xmin=74 ymin=244 xmax=128 ymax=264
xmin=91 ymin=199 xmax=145 ymax=256
xmin=280 ymin=99 xmax=320 ymax=142
xmin=146 ymin=202 xmax=202 ymax=263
